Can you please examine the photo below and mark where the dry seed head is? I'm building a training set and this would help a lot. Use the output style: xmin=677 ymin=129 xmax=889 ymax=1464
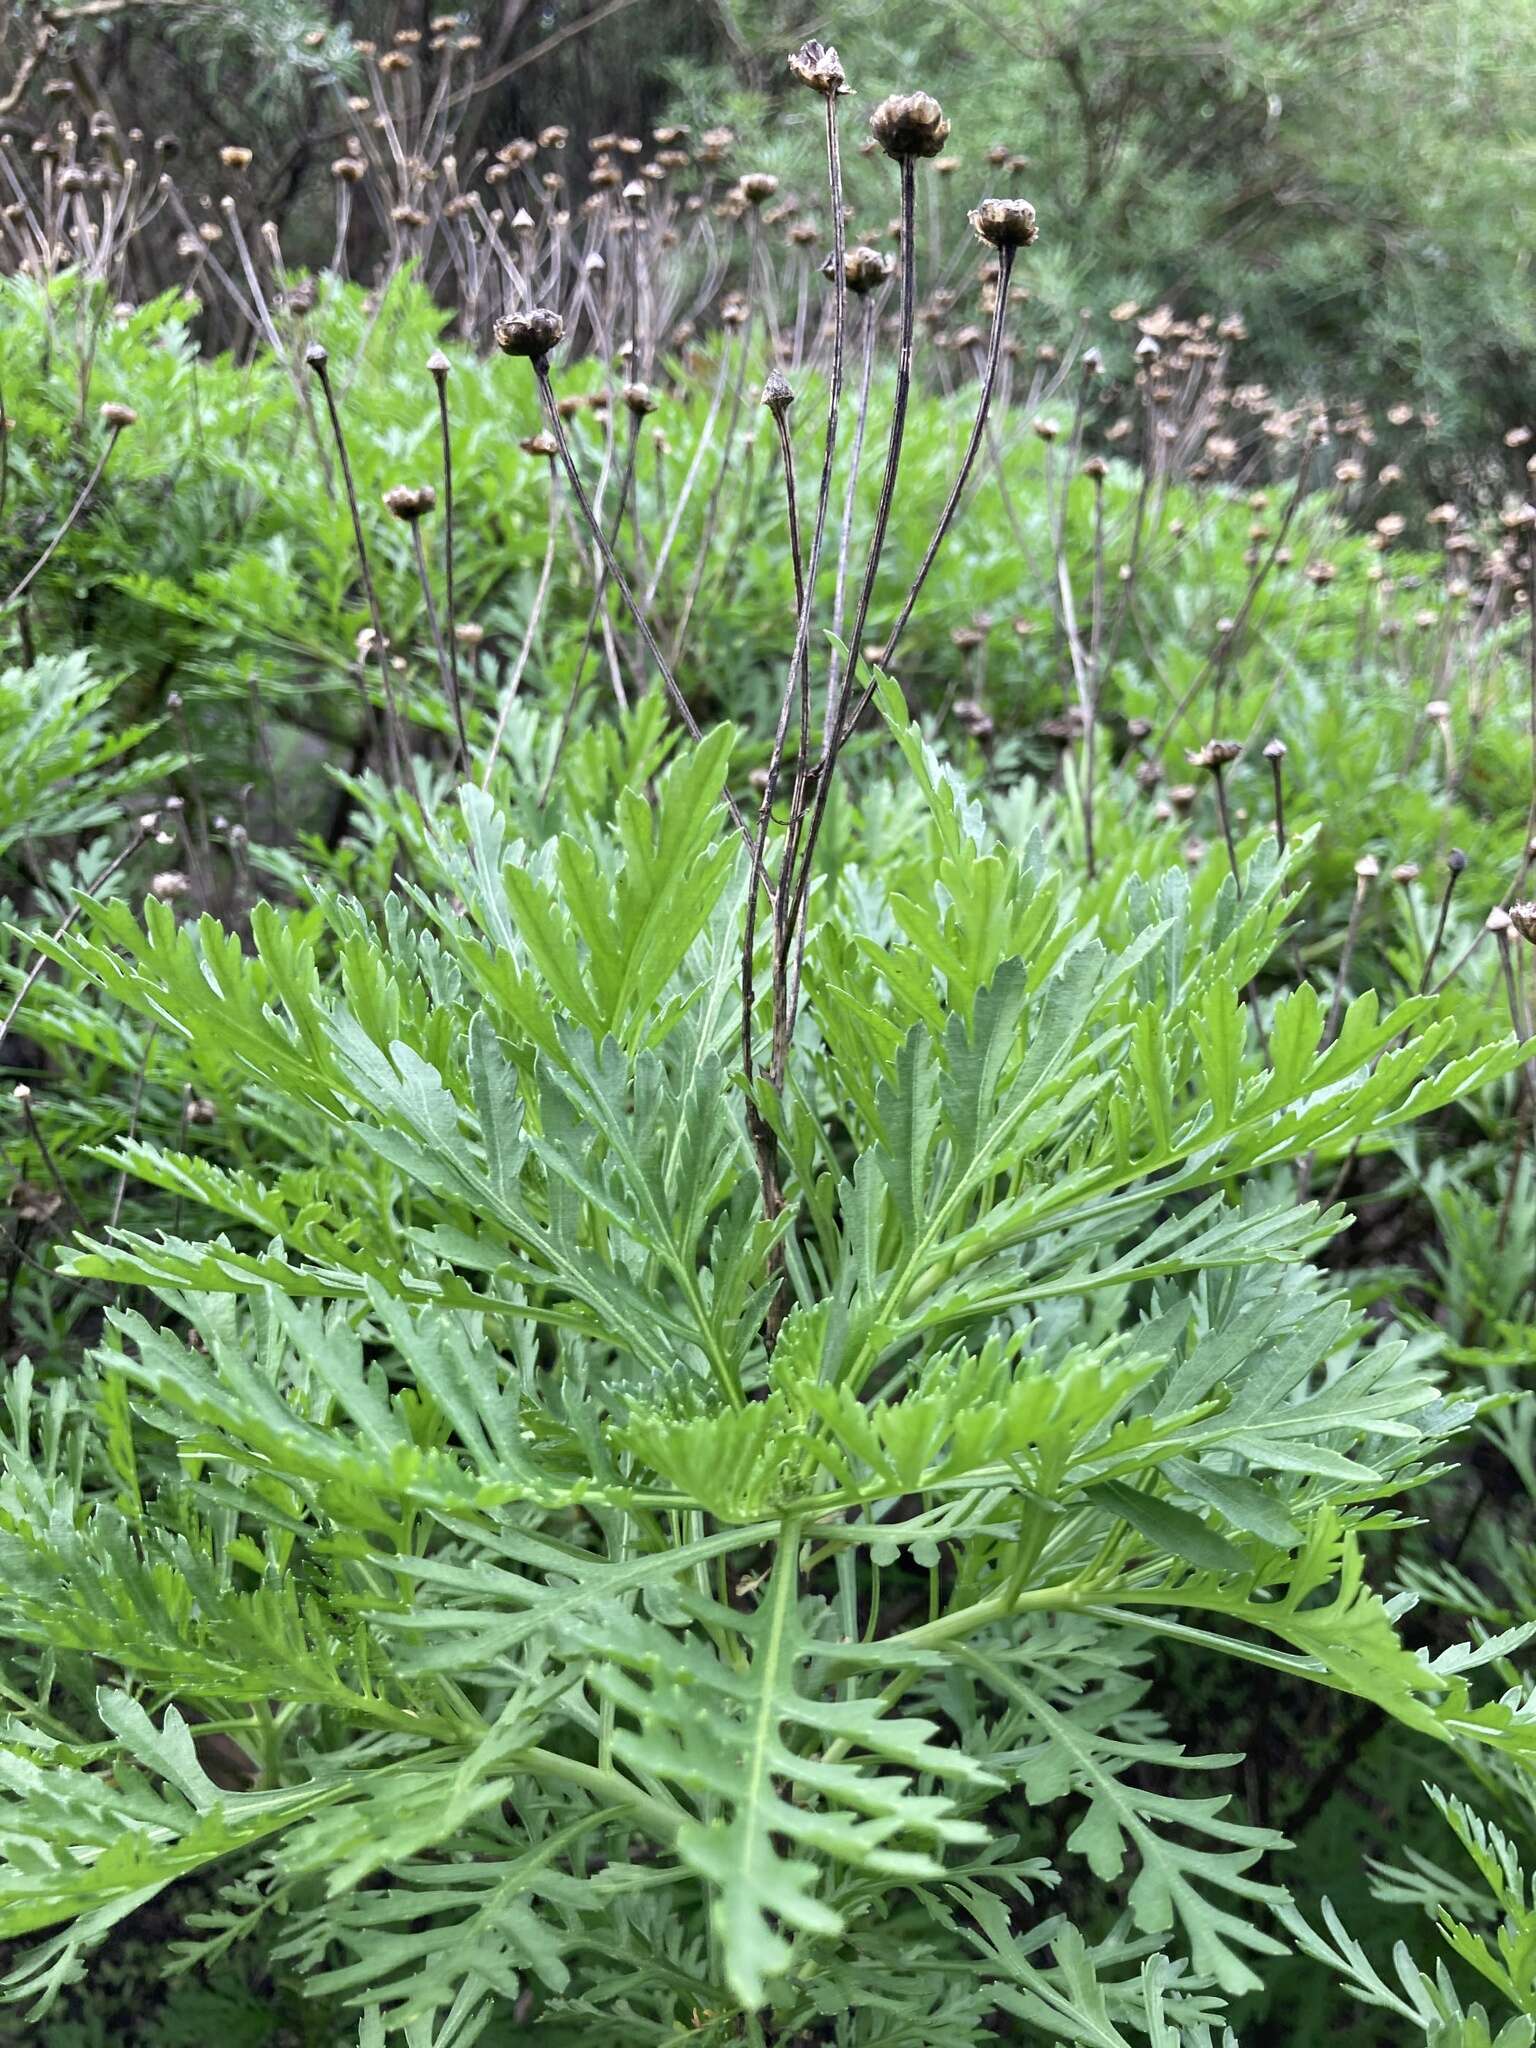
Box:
xmin=739 ymin=171 xmax=779 ymax=206
xmin=382 ymin=483 xmax=436 ymax=521
xmin=151 ymin=871 xmax=191 ymax=899
xmin=1392 ymin=862 xmax=1420 ymax=886
xmin=100 ymin=401 xmax=138 ymax=429
xmin=1188 ymin=738 xmax=1242 ymax=770
xmin=869 ymin=92 xmax=950 ymax=161
xmin=493 ymin=307 xmax=564 ymax=358
xmin=761 ymin=368 xmax=794 ymax=419
xmin=219 ymin=145 xmax=253 ymax=170
xmin=427 ymin=349 xmax=450 ymax=379
xmin=624 ymin=381 xmax=659 ymax=416
xmin=834 ymin=244 xmax=893 ymax=294
xmin=1508 ymin=901 xmax=1536 ymax=943
xmin=520 ymin=431 xmax=558 ymax=457
xmin=1262 ymin=737 xmax=1287 ymax=762
xmin=968 ymin=196 xmax=1038 ymax=249
xmin=788 ymin=40 xmax=849 ymax=95
xmin=332 ymin=156 xmax=366 ymax=183
xmin=1353 ymin=855 xmax=1381 ymax=882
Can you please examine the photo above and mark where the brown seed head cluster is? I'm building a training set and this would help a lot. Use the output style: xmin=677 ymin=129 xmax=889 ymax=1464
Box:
xmin=1510 ymin=901 xmax=1536 ymax=944
xmin=382 ymin=483 xmax=436 ymax=521
xmin=1188 ymin=738 xmax=1242 ymax=771
xmin=968 ymin=197 xmax=1038 ymax=250
xmin=869 ymin=92 xmax=950 ymax=161
xmin=493 ymin=307 xmax=565 ymax=359
xmin=831 ymin=244 xmax=894 ymax=295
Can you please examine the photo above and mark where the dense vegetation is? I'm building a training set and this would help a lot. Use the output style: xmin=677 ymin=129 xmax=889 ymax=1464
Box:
xmin=2 ymin=8 xmax=1536 ymax=2046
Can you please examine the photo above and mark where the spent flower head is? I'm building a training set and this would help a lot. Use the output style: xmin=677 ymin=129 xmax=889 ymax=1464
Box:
xmin=968 ymin=196 xmax=1038 ymax=249
xmin=788 ymin=40 xmax=849 ymax=95
xmin=869 ymin=92 xmax=950 ymax=161
xmin=382 ymin=484 xmax=436 ymax=521
xmin=493 ymin=308 xmax=564 ymax=359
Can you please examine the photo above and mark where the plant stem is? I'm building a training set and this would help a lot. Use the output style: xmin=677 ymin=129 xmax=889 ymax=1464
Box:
xmin=4 ymin=423 xmax=125 ymax=611
xmin=308 ymin=350 xmax=406 ymax=785
xmin=530 ymin=355 xmax=753 ymax=849
xmin=430 ymin=353 xmax=465 ymax=763
xmin=408 ymin=518 xmax=464 ymax=775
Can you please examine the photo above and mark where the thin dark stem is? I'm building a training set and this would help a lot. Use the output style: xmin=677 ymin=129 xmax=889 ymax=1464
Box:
xmin=1324 ymin=873 xmax=1371 ymax=1047
xmin=13 ymin=1091 xmax=84 ymax=1236
xmin=1150 ymin=438 xmax=1317 ymax=759
xmin=408 ymin=518 xmax=464 ymax=775
xmin=1417 ymin=854 xmax=1465 ymax=996
xmin=771 ymin=405 xmax=806 ymax=617
xmin=777 ymin=159 xmax=919 ymax=1009
xmin=741 ymin=89 xmax=847 ymax=1245
xmin=830 ymin=301 xmax=878 ymax=657
xmin=4 ymin=424 xmax=124 ymax=610
xmin=494 ymin=466 xmax=561 ymax=797
xmin=1270 ymin=750 xmax=1287 ymax=854
xmin=1210 ymin=764 xmax=1242 ymax=899
xmin=0 ymin=822 xmax=149 ymax=1054
xmin=543 ymin=415 xmax=643 ymax=780
xmin=431 ymin=357 xmax=464 ymax=765
xmin=531 ymin=356 xmax=753 ymax=849
xmin=308 ymin=351 xmax=405 ymax=784
xmin=838 ymin=240 xmax=1019 ymax=749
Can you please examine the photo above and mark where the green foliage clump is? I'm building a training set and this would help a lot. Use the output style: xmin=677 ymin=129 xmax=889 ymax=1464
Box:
xmin=0 ymin=681 xmax=1530 ymax=2043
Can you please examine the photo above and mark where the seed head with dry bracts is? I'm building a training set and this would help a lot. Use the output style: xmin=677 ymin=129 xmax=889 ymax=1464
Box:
xmin=493 ymin=308 xmax=565 ymax=359
xmin=869 ymin=91 xmax=951 ymax=160
xmin=969 ymin=196 xmax=1039 ymax=249
xmin=788 ymin=40 xmax=849 ymax=95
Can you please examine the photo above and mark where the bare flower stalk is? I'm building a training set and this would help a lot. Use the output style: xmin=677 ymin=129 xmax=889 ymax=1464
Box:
xmin=742 ymin=67 xmax=850 ymax=1243
xmin=0 ymin=819 xmax=151 ymax=1054
xmin=1151 ymin=434 xmax=1319 ymax=758
xmin=4 ymin=409 xmax=131 ymax=611
xmin=494 ymin=463 xmax=562 ymax=795
xmin=407 ymin=512 xmax=465 ymax=774
xmin=838 ymin=236 xmax=1021 ymax=749
xmin=429 ymin=350 xmax=465 ymax=769
xmin=1324 ymin=857 xmax=1379 ymax=1045
xmin=1418 ymin=847 xmax=1468 ymax=995
xmin=776 ymin=154 xmax=921 ymax=1005
xmin=527 ymin=349 xmax=754 ymax=848
xmin=307 ymin=345 xmax=406 ymax=785
xmin=545 ymin=410 xmax=646 ymax=771
xmin=1265 ymin=738 xmax=1288 ymax=853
